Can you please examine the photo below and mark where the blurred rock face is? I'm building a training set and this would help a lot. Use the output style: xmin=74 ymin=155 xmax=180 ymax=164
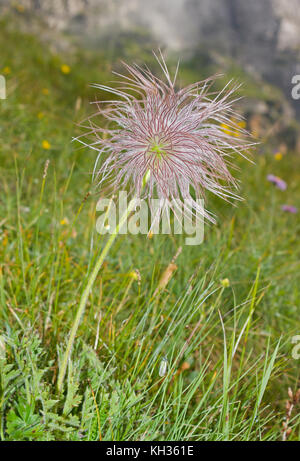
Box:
xmin=4 ymin=0 xmax=300 ymax=52
xmin=1 ymin=0 xmax=300 ymax=114
xmin=2 ymin=1 xmax=299 ymax=47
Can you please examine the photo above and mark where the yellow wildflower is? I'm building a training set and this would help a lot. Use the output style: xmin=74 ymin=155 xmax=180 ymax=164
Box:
xmin=2 ymin=234 xmax=8 ymax=247
xmin=221 ymin=123 xmax=234 ymax=136
xmin=2 ymin=66 xmax=11 ymax=75
xmin=221 ymin=278 xmax=230 ymax=288
xmin=60 ymin=217 xmax=69 ymax=226
xmin=61 ymin=64 xmax=71 ymax=75
xmin=129 ymin=270 xmax=139 ymax=281
xmin=42 ymin=140 xmax=51 ymax=150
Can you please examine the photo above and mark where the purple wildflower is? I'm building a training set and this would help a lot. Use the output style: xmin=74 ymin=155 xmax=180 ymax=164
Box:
xmin=80 ymin=51 xmax=251 ymax=223
xmin=281 ymin=205 xmax=298 ymax=214
xmin=267 ymin=174 xmax=287 ymax=191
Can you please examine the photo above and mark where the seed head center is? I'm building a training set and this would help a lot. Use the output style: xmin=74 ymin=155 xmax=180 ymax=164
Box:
xmin=149 ymin=137 xmax=166 ymax=159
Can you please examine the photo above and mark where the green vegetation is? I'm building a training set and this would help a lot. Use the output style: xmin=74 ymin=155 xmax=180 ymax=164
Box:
xmin=0 ymin=20 xmax=300 ymax=441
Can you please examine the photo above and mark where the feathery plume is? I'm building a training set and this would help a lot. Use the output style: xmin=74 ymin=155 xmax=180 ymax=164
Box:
xmin=79 ymin=51 xmax=251 ymax=224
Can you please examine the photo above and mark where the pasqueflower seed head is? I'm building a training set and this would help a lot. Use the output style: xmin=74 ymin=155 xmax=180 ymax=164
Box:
xmin=79 ymin=51 xmax=251 ymax=224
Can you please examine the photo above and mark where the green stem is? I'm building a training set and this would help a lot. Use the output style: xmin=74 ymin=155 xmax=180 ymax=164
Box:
xmin=57 ymin=200 xmax=134 ymax=392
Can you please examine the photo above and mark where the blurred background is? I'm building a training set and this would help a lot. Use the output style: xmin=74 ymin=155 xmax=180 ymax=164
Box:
xmin=1 ymin=0 xmax=300 ymax=153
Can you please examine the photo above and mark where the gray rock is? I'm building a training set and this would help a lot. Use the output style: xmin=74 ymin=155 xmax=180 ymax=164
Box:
xmin=1 ymin=0 xmax=300 ymax=116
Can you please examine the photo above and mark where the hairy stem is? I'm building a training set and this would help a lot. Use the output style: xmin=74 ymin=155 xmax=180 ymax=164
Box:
xmin=57 ymin=200 xmax=134 ymax=392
